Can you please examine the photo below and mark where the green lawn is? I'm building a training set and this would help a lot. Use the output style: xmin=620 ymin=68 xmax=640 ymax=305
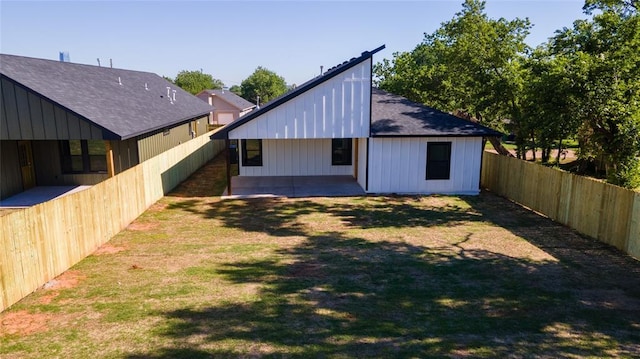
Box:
xmin=1 ymin=157 xmax=639 ymax=358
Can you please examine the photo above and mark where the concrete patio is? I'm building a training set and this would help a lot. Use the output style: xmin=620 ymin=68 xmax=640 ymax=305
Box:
xmin=222 ymin=176 xmax=366 ymax=199
xmin=0 ymin=186 xmax=91 ymax=208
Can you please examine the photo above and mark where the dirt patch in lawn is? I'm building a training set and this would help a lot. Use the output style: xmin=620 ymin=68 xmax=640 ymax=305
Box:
xmin=126 ymin=222 xmax=158 ymax=231
xmin=0 ymin=311 xmax=51 ymax=336
xmin=42 ymin=270 xmax=85 ymax=291
xmin=93 ymin=243 xmax=127 ymax=255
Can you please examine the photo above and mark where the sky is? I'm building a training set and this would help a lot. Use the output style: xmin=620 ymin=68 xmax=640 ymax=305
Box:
xmin=1 ymin=1 xmax=590 ymax=87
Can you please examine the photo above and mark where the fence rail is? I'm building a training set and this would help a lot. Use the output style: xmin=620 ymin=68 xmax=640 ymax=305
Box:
xmin=0 ymin=135 xmax=225 ymax=311
xmin=481 ymin=152 xmax=640 ymax=260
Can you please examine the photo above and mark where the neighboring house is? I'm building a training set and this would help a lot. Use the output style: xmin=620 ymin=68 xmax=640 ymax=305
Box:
xmin=211 ymin=45 xmax=501 ymax=195
xmin=0 ymin=54 xmax=213 ymax=200
xmin=196 ymin=89 xmax=256 ymax=126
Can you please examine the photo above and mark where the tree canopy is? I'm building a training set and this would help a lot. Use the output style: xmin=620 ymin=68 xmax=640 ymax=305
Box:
xmin=239 ymin=67 xmax=287 ymax=105
xmin=173 ymin=70 xmax=224 ymax=95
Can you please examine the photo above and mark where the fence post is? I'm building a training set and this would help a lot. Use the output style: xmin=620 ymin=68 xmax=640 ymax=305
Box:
xmin=627 ymin=192 xmax=640 ymax=259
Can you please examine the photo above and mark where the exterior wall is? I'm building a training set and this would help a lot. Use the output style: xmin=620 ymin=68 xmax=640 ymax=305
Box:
xmin=229 ymin=59 xmax=372 ymax=140
xmin=216 ymin=112 xmax=235 ymax=125
xmin=31 ymin=140 xmax=108 ymax=186
xmin=1 ymin=77 xmax=103 ymax=140
xmin=110 ymin=138 xmax=139 ymax=174
xmin=0 ymin=141 xmax=23 ymax=199
xmin=239 ymin=139 xmax=353 ymax=177
xmin=212 ymin=96 xmax=251 ymax=125
xmin=367 ymin=137 xmax=483 ymax=195
xmin=137 ymin=116 xmax=208 ymax=162
xmin=197 ymin=116 xmax=208 ymax=135
xmin=357 ymin=138 xmax=368 ymax=190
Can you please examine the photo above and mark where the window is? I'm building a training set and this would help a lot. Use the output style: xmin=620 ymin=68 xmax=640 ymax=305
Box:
xmin=60 ymin=140 xmax=107 ymax=173
xmin=332 ymin=138 xmax=352 ymax=165
xmin=242 ymin=139 xmax=262 ymax=166
xmin=426 ymin=142 xmax=451 ymax=180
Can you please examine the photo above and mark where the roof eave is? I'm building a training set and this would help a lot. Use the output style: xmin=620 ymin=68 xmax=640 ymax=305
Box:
xmin=371 ymin=133 xmax=502 ymax=138
xmin=121 ymin=110 xmax=211 ymax=140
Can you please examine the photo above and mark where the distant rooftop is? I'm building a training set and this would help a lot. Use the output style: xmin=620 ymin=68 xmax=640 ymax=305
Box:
xmin=201 ymin=89 xmax=256 ymax=111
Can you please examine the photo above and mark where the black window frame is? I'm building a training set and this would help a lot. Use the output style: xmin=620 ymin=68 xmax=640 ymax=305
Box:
xmin=59 ymin=140 xmax=107 ymax=174
xmin=426 ymin=142 xmax=452 ymax=180
xmin=241 ymin=139 xmax=263 ymax=167
xmin=331 ymin=138 xmax=352 ymax=166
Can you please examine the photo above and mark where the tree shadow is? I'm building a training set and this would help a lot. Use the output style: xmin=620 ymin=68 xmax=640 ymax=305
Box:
xmin=126 ymin=193 xmax=640 ymax=357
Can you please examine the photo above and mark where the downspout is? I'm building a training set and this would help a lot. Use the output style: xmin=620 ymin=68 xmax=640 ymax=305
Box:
xmin=479 ymin=136 xmax=488 ymax=191
xmin=366 ymin=56 xmax=373 ymax=193
xmin=225 ymin=138 xmax=232 ymax=196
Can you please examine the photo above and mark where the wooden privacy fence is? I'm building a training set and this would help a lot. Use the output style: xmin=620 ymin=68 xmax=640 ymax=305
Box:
xmin=481 ymin=152 xmax=640 ymax=260
xmin=0 ymin=134 xmax=225 ymax=311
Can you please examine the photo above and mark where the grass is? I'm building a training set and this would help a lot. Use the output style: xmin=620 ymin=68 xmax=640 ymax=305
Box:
xmin=1 ymin=155 xmax=640 ymax=358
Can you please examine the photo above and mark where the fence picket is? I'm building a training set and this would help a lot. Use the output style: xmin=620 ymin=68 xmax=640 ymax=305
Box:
xmin=0 ymin=135 xmax=224 ymax=312
xmin=482 ymin=152 xmax=639 ymax=260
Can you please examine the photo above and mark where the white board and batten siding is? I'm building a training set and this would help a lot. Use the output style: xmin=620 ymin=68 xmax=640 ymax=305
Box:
xmin=240 ymin=139 xmax=353 ymax=177
xmin=229 ymin=59 xmax=372 ymax=140
xmin=367 ymin=137 xmax=483 ymax=195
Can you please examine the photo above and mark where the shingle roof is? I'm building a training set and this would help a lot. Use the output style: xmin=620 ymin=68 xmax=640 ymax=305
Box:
xmin=201 ymin=89 xmax=256 ymax=111
xmin=211 ymin=45 xmax=386 ymax=140
xmin=0 ymin=54 xmax=213 ymax=140
xmin=371 ymin=88 xmax=501 ymax=137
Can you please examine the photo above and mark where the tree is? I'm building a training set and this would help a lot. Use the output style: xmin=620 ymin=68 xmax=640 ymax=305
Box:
xmin=173 ymin=70 xmax=224 ymax=95
xmin=520 ymin=48 xmax=581 ymax=164
xmin=240 ymin=67 xmax=287 ymax=105
xmin=374 ymin=0 xmax=531 ymax=154
xmin=548 ymin=5 xmax=640 ymax=187
xmin=229 ymin=85 xmax=242 ymax=95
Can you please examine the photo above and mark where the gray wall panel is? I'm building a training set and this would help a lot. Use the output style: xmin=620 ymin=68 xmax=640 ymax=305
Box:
xmin=137 ymin=121 xmax=191 ymax=162
xmin=110 ymin=138 xmax=139 ymax=174
xmin=67 ymin=113 xmax=82 ymax=138
xmin=0 ymin=140 xmax=23 ymax=199
xmin=28 ymin=92 xmax=46 ymax=139
xmin=79 ymin=116 xmax=92 ymax=138
xmin=2 ymin=79 xmax=21 ymax=139
xmin=41 ymin=99 xmax=58 ymax=139
xmin=32 ymin=140 xmax=61 ymax=185
xmin=14 ymin=86 xmax=33 ymax=139
xmin=54 ymin=106 xmax=69 ymax=139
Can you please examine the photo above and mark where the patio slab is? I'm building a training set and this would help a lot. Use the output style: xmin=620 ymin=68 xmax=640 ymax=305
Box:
xmin=0 ymin=186 xmax=91 ymax=208
xmin=222 ymin=176 xmax=365 ymax=199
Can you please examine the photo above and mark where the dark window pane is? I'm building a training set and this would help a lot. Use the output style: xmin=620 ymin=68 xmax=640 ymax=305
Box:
xmin=332 ymin=138 xmax=352 ymax=165
xmin=68 ymin=140 xmax=82 ymax=155
xmin=426 ymin=142 xmax=451 ymax=180
xmin=242 ymin=139 xmax=262 ymax=166
xmin=60 ymin=140 xmax=107 ymax=173
xmin=87 ymin=140 xmax=106 ymax=155
xmin=71 ymin=156 xmax=84 ymax=172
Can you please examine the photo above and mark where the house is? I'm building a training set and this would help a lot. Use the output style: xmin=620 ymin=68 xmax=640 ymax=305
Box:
xmin=211 ymin=45 xmax=501 ymax=195
xmin=196 ymin=89 xmax=256 ymax=126
xmin=0 ymin=54 xmax=214 ymax=200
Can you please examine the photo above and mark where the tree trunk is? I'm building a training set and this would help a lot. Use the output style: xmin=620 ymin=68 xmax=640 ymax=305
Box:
xmin=452 ymin=110 xmax=514 ymax=157
xmin=556 ymin=139 xmax=563 ymax=165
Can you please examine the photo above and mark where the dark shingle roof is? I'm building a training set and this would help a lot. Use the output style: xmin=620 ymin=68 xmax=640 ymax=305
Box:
xmin=0 ymin=54 xmax=213 ymax=140
xmin=371 ymin=88 xmax=501 ymax=137
xmin=211 ymin=45 xmax=386 ymax=140
xmin=202 ymin=89 xmax=256 ymax=111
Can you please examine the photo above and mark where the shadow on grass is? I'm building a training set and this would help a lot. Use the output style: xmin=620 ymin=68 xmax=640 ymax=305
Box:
xmin=126 ymin=194 xmax=640 ymax=357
